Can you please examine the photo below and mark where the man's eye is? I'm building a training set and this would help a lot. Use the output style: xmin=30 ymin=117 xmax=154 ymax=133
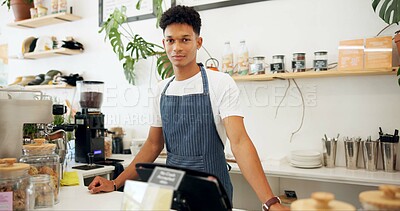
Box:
xmin=182 ymin=38 xmax=190 ymax=42
xmin=166 ymin=39 xmax=174 ymax=43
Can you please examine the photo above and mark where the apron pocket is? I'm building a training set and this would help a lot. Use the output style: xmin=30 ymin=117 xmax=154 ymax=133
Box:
xmin=167 ymin=152 xmax=205 ymax=172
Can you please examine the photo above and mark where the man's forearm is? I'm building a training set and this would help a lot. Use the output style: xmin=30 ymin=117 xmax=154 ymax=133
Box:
xmin=232 ymin=137 xmax=274 ymax=203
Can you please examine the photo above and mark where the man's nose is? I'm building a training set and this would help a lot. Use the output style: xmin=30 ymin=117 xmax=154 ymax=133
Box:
xmin=173 ymin=42 xmax=183 ymax=52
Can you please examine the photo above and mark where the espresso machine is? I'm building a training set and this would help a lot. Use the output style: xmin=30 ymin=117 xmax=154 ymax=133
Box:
xmin=74 ymin=81 xmax=106 ymax=163
xmin=0 ymin=89 xmax=53 ymax=158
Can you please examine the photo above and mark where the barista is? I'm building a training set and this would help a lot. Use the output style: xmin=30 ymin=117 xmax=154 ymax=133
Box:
xmin=88 ymin=5 xmax=288 ymax=211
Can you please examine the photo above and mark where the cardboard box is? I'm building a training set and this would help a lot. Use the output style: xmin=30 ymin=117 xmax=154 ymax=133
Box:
xmin=365 ymin=36 xmax=392 ymax=70
xmin=338 ymin=39 xmax=364 ymax=71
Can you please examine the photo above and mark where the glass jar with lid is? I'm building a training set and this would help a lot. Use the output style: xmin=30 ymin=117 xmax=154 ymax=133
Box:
xmin=314 ymin=51 xmax=328 ymax=71
xmin=359 ymin=185 xmax=400 ymax=211
xmin=0 ymin=158 xmax=31 ymax=211
xmin=271 ymin=55 xmax=285 ymax=73
xmin=250 ymin=56 xmax=266 ymax=75
xmin=292 ymin=53 xmax=306 ymax=72
xmin=27 ymin=174 xmax=54 ymax=209
xmin=19 ymin=138 xmax=60 ymax=204
xmin=291 ymin=192 xmax=355 ymax=211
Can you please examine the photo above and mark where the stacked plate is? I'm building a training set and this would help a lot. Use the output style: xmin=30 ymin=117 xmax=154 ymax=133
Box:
xmin=289 ymin=150 xmax=322 ymax=169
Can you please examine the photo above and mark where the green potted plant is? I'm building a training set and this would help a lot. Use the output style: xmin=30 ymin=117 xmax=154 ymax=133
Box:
xmin=1 ymin=0 xmax=34 ymax=21
xmin=372 ymin=0 xmax=400 ymax=85
xmin=99 ymin=1 xmax=172 ymax=85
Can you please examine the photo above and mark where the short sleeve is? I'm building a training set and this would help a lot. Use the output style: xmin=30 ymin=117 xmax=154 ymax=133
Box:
xmin=218 ymin=76 xmax=243 ymax=119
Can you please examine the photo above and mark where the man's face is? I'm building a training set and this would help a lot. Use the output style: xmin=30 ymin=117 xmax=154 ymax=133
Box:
xmin=163 ymin=23 xmax=202 ymax=68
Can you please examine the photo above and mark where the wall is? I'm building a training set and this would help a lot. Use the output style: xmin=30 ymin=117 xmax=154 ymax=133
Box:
xmin=1 ymin=0 xmax=399 ymax=207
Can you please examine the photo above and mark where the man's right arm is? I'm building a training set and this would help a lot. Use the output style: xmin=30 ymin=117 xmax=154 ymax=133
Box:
xmin=88 ymin=126 xmax=164 ymax=193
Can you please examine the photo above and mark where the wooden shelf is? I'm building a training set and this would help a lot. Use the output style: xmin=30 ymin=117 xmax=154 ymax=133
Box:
xmin=23 ymin=84 xmax=74 ymax=90
xmin=21 ymin=48 xmax=83 ymax=59
xmin=232 ymin=68 xmax=397 ymax=81
xmin=7 ymin=12 xmax=81 ymax=28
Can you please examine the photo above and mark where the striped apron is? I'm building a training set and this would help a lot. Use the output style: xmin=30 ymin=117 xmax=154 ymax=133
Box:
xmin=160 ymin=65 xmax=233 ymax=202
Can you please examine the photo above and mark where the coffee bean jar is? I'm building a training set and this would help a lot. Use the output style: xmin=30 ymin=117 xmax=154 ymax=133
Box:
xmin=291 ymin=192 xmax=355 ymax=211
xmin=19 ymin=138 xmax=60 ymax=204
xmin=0 ymin=158 xmax=31 ymax=211
xmin=359 ymin=185 xmax=400 ymax=211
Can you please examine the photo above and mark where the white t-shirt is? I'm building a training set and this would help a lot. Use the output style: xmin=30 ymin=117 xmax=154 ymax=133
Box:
xmin=151 ymin=69 xmax=243 ymax=145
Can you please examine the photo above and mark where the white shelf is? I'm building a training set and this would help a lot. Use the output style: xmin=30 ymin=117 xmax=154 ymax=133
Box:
xmin=7 ymin=12 xmax=81 ymax=29
xmin=23 ymin=84 xmax=74 ymax=90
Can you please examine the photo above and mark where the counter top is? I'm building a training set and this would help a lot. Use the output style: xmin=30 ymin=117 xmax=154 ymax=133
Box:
xmin=43 ymin=186 xmax=123 ymax=210
xmin=65 ymin=154 xmax=400 ymax=187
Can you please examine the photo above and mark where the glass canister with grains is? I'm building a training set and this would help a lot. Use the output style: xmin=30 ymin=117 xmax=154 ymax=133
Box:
xmin=0 ymin=158 xmax=31 ymax=211
xmin=19 ymin=138 xmax=60 ymax=204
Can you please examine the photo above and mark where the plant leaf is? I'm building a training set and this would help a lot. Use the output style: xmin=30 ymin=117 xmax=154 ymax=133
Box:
xmin=123 ymin=56 xmax=136 ymax=85
xmin=109 ymin=28 xmax=124 ymax=60
xmin=374 ymin=0 xmax=400 ymax=24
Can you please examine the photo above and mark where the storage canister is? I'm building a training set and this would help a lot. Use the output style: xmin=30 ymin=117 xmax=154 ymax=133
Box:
xmin=359 ymin=185 xmax=400 ymax=211
xmin=0 ymin=158 xmax=31 ymax=211
xmin=28 ymin=174 xmax=54 ymax=209
xmin=250 ymin=56 xmax=266 ymax=75
xmin=314 ymin=51 xmax=328 ymax=71
xmin=19 ymin=138 xmax=60 ymax=204
xmin=292 ymin=53 xmax=306 ymax=72
xmin=271 ymin=55 xmax=285 ymax=73
xmin=291 ymin=192 xmax=355 ymax=211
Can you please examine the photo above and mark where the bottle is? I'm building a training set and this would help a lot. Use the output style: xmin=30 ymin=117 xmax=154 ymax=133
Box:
xmin=237 ymin=40 xmax=249 ymax=75
xmin=221 ymin=41 xmax=234 ymax=75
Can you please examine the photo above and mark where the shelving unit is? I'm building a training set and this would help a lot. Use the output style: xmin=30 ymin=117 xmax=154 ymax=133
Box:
xmin=23 ymin=84 xmax=74 ymax=90
xmin=232 ymin=69 xmax=397 ymax=81
xmin=7 ymin=12 xmax=81 ymax=29
xmin=19 ymin=48 xmax=83 ymax=59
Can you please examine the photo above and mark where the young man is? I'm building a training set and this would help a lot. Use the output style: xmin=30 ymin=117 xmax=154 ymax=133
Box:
xmin=88 ymin=5 xmax=288 ymax=211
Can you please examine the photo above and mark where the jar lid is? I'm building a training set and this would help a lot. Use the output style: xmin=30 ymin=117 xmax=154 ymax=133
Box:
xmin=359 ymin=185 xmax=400 ymax=209
xmin=314 ymin=51 xmax=328 ymax=55
xmin=293 ymin=53 xmax=306 ymax=55
xmin=291 ymin=192 xmax=355 ymax=211
xmin=0 ymin=158 xmax=30 ymax=178
xmin=22 ymin=138 xmax=56 ymax=154
xmin=253 ymin=56 xmax=265 ymax=59
xmin=273 ymin=55 xmax=285 ymax=59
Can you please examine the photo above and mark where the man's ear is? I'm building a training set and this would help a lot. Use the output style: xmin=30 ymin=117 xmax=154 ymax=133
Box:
xmin=197 ymin=37 xmax=203 ymax=50
xmin=162 ymin=39 xmax=166 ymax=48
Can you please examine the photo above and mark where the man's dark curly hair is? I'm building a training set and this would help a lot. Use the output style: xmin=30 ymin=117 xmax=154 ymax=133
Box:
xmin=159 ymin=5 xmax=202 ymax=35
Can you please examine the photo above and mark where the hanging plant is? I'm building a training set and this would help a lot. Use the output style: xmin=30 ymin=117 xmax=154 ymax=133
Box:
xmin=99 ymin=2 xmax=172 ymax=85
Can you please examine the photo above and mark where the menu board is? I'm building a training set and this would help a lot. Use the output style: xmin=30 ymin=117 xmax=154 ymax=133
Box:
xmin=99 ymin=0 xmax=155 ymax=26
xmin=99 ymin=0 xmax=269 ymax=26
xmin=174 ymin=0 xmax=269 ymax=11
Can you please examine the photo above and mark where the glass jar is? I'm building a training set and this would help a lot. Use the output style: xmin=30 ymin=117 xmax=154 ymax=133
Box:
xmin=314 ymin=51 xmax=328 ymax=71
xmin=249 ymin=56 xmax=266 ymax=75
xmin=28 ymin=174 xmax=54 ymax=209
xmin=19 ymin=139 xmax=60 ymax=204
xmin=271 ymin=55 xmax=285 ymax=73
xmin=0 ymin=158 xmax=31 ymax=211
xmin=359 ymin=185 xmax=400 ymax=211
xmin=291 ymin=192 xmax=355 ymax=211
xmin=292 ymin=53 xmax=306 ymax=72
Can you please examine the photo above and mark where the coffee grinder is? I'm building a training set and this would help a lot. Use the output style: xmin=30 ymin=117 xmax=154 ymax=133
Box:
xmin=74 ymin=81 xmax=106 ymax=163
